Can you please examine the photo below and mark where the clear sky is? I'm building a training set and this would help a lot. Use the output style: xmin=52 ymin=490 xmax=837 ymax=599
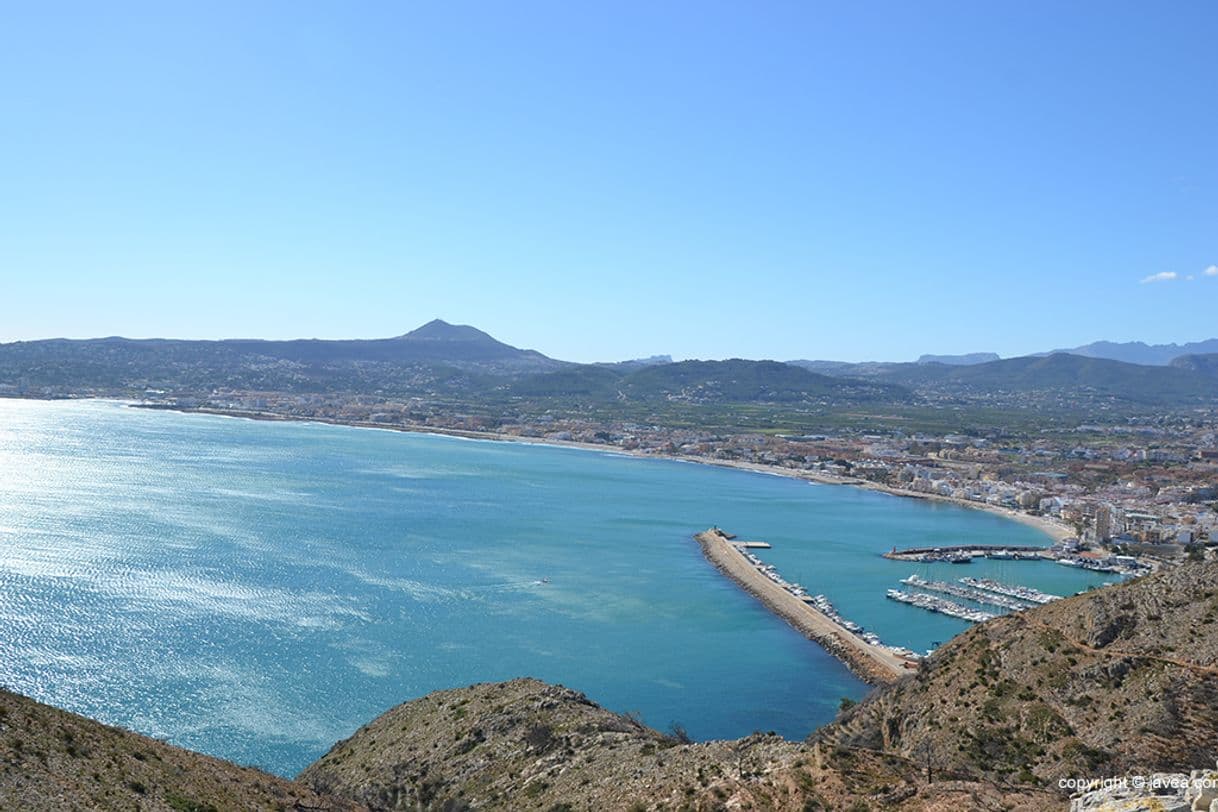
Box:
xmin=2 ymin=2 xmax=1215 ymax=362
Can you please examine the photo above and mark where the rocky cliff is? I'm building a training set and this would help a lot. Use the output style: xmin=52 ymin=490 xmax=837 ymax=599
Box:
xmin=819 ymin=560 xmax=1218 ymax=787
xmin=0 ymin=688 xmax=357 ymax=811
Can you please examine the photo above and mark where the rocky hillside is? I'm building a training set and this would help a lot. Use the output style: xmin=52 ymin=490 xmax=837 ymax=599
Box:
xmin=0 ymin=688 xmax=358 ymax=811
xmin=299 ymin=677 xmax=1055 ymax=811
xmin=819 ymin=559 xmax=1218 ymax=787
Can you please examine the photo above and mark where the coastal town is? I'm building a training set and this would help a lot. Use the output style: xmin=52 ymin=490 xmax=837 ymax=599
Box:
xmin=149 ymin=389 xmax=1218 ymax=574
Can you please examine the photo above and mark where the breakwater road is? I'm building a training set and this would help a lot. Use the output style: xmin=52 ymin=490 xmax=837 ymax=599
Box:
xmin=694 ymin=528 xmax=910 ymax=685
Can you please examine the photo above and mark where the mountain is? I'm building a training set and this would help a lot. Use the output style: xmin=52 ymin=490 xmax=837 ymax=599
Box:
xmin=509 ymin=359 xmax=911 ymax=404
xmin=1170 ymin=352 xmax=1218 ymax=378
xmin=879 ymin=339 xmax=1218 ymax=367
xmin=621 ymin=359 xmax=908 ymax=403
xmin=210 ymin=318 xmax=556 ymax=366
xmin=916 ymin=352 xmax=1001 ymax=365
xmin=389 ymin=319 xmax=552 ymax=365
xmin=4 ymin=325 xmax=1216 ymax=412
xmin=921 ymin=353 xmax=1215 ymax=404
xmin=1040 ymin=338 xmax=1218 ymax=366
xmin=396 ymin=318 xmax=500 ymax=343
xmin=0 ymin=320 xmax=564 ymax=396
xmin=596 ymin=354 xmax=674 ymax=371
xmin=793 ymin=353 xmax=1218 ymax=407
xmin=787 ymin=359 xmax=904 ymax=376
xmin=507 ymin=364 xmax=625 ymax=398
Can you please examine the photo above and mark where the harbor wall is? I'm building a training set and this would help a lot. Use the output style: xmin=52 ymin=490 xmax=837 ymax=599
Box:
xmin=693 ymin=528 xmax=908 ymax=686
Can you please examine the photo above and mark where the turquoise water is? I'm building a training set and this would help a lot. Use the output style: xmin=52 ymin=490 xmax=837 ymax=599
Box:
xmin=0 ymin=399 xmax=1113 ymax=776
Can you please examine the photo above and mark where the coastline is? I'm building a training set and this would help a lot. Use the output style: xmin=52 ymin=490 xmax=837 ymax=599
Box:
xmin=122 ymin=401 xmax=1073 ymax=690
xmin=132 ymin=403 xmax=1073 ymax=546
xmin=693 ymin=528 xmax=909 ymax=685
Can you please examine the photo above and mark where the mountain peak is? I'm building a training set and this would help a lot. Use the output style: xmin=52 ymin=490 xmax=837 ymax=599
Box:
xmin=397 ymin=319 xmax=498 ymax=343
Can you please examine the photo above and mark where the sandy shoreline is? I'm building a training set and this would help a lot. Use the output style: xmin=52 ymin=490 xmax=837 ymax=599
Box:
xmin=139 ymin=404 xmax=1072 ymax=547
xmin=694 ymin=529 xmax=909 ymax=685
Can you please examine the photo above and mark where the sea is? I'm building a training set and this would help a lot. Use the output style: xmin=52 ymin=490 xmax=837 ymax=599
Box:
xmin=0 ymin=398 xmax=1116 ymax=776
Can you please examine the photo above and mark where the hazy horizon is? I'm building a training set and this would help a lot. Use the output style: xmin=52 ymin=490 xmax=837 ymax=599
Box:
xmin=4 ymin=318 xmax=1218 ymax=366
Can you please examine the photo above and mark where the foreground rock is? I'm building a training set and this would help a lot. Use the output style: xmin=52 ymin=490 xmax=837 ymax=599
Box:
xmin=819 ymin=559 xmax=1218 ymax=788
xmin=0 ymin=688 xmax=357 ymax=811
xmin=299 ymin=677 xmax=1056 ymax=810
xmin=1068 ymin=765 xmax=1218 ymax=812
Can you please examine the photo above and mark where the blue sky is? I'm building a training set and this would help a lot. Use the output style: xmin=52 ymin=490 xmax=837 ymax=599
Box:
xmin=2 ymin=2 xmax=1215 ymax=362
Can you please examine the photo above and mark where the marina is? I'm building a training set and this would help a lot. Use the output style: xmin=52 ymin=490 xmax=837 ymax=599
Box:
xmin=698 ymin=525 xmax=1115 ymax=668
xmin=1056 ymin=556 xmax=1141 ymax=574
xmin=961 ymin=576 xmax=1062 ymax=605
xmin=899 ymin=574 xmax=1032 ymax=612
xmin=883 ymin=544 xmax=1048 ymax=563
xmin=885 ymin=589 xmax=996 ymax=623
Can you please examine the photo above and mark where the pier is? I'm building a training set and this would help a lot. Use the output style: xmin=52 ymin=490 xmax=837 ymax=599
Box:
xmin=960 ymin=577 xmax=1061 ymax=605
xmin=899 ymin=574 xmax=1031 ymax=612
xmin=885 ymin=589 xmax=996 ymax=623
xmin=694 ymin=528 xmax=913 ymax=685
xmin=882 ymin=544 xmax=1048 ymax=563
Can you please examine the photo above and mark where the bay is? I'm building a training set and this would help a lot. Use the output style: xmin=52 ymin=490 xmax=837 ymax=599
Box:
xmin=0 ymin=399 xmax=1112 ymax=776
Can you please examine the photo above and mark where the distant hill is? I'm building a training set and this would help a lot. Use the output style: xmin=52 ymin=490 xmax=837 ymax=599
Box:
xmin=785 ymin=359 xmax=908 ymax=377
xmin=510 ymin=359 xmax=910 ymax=404
xmin=927 ymin=354 xmax=1213 ymax=403
xmin=4 ymin=324 xmax=1217 ymax=411
xmin=0 ymin=320 xmax=564 ymax=396
xmin=1039 ymin=338 xmax=1218 ymax=366
xmin=214 ymin=318 xmax=557 ymax=366
xmin=507 ymin=364 xmax=624 ymax=398
xmin=395 ymin=318 xmax=500 ymax=343
xmin=792 ymin=353 xmax=1218 ymax=406
xmin=1170 ymin=352 xmax=1218 ymax=378
xmin=596 ymin=354 xmax=674 ymax=371
xmin=621 ymin=359 xmax=907 ymax=403
xmin=795 ymin=339 xmax=1218 ymax=370
xmin=916 ymin=352 xmax=1001 ymax=365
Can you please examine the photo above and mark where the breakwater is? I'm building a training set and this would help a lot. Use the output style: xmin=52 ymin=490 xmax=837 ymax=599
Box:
xmin=694 ymin=528 xmax=912 ymax=685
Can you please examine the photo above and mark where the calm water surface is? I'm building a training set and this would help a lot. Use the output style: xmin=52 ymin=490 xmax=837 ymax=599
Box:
xmin=0 ymin=399 xmax=1113 ymax=775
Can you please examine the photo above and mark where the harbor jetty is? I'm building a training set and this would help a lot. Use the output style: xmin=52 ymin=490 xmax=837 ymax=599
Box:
xmin=694 ymin=528 xmax=912 ymax=685
xmin=882 ymin=544 xmax=1047 ymax=563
